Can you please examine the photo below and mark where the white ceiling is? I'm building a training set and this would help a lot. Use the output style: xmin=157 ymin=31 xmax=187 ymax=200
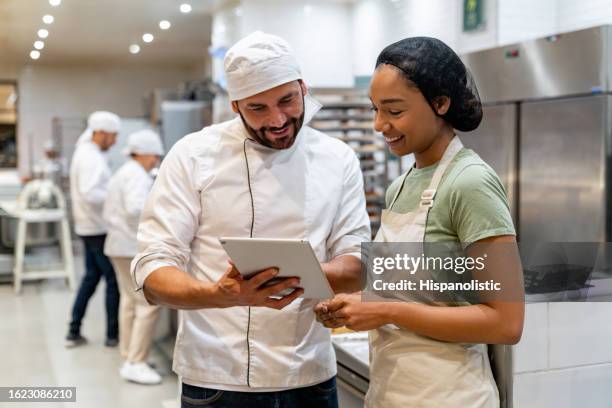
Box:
xmin=0 ymin=0 xmax=221 ymax=67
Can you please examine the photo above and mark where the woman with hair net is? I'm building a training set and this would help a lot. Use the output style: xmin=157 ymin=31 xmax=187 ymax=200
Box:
xmin=315 ymin=37 xmax=525 ymax=407
xmin=103 ymin=130 xmax=164 ymax=385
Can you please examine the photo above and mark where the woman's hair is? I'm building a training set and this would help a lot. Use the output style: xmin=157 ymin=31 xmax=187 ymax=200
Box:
xmin=375 ymin=37 xmax=482 ymax=132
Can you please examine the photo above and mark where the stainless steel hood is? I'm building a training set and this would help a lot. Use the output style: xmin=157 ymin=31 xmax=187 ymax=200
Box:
xmin=462 ymin=25 xmax=612 ymax=103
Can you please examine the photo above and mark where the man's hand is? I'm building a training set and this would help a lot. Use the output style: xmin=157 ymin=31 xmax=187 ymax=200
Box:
xmin=214 ymin=261 xmax=303 ymax=309
xmin=314 ymin=293 xmax=389 ymax=331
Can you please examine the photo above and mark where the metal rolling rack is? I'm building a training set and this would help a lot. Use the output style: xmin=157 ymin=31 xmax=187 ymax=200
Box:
xmin=310 ymin=89 xmax=388 ymax=237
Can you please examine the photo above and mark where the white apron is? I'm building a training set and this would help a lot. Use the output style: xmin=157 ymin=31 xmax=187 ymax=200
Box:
xmin=365 ymin=136 xmax=499 ymax=408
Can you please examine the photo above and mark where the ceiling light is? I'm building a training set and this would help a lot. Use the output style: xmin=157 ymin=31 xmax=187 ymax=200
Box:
xmin=42 ymin=15 xmax=54 ymax=24
xmin=142 ymin=33 xmax=154 ymax=43
xmin=129 ymin=44 xmax=141 ymax=54
xmin=34 ymin=41 xmax=45 ymax=50
xmin=37 ymin=29 xmax=49 ymax=39
xmin=49 ymin=0 xmax=61 ymax=6
xmin=30 ymin=50 xmax=41 ymax=60
xmin=304 ymin=5 xmax=313 ymax=15
xmin=235 ymin=7 xmax=243 ymax=17
xmin=159 ymin=20 xmax=171 ymax=30
xmin=180 ymin=3 xmax=192 ymax=13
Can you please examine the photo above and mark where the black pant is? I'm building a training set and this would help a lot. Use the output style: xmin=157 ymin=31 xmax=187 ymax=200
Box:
xmin=181 ymin=377 xmax=339 ymax=408
xmin=69 ymin=234 xmax=119 ymax=339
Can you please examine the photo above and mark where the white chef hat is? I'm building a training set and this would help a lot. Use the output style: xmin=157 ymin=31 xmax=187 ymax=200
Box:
xmin=88 ymin=111 xmax=121 ymax=133
xmin=224 ymin=31 xmax=301 ymax=101
xmin=43 ymin=139 xmax=56 ymax=151
xmin=122 ymin=129 xmax=164 ymax=156
xmin=76 ymin=110 xmax=121 ymax=146
xmin=224 ymin=31 xmax=322 ymax=123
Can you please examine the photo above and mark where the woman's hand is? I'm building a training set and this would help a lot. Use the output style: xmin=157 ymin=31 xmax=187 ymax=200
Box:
xmin=314 ymin=298 xmax=344 ymax=329
xmin=314 ymin=293 xmax=389 ymax=331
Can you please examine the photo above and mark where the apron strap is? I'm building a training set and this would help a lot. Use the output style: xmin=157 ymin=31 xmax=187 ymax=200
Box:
xmin=388 ymin=136 xmax=464 ymax=211
xmin=419 ymin=135 xmax=464 ymax=209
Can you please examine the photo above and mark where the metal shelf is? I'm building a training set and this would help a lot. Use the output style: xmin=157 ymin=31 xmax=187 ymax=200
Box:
xmin=311 ymin=114 xmax=373 ymax=121
xmin=318 ymin=101 xmax=372 ymax=109
xmin=312 ymin=124 xmax=375 ymax=132
xmin=311 ymin=90 xmax=389 ymax=238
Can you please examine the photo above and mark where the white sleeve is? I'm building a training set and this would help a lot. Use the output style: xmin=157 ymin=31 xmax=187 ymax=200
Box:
xmin=77 ymin=152 xmax=109 ymax=204
xmin=122 ymin=172 xmax=153 ymax=217
xmin=131 ymin=143 xmax=201 ymax=289
xmin=326 ymin=150 xmax=371 ymax=259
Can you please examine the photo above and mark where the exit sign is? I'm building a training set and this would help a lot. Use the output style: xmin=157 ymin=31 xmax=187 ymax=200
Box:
xmin=463 ymin=0 xmax=485 ymax=32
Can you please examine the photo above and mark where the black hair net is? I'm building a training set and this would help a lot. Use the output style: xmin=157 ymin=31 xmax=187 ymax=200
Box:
xmin=376 ymin=37 xmax=483 ymax=132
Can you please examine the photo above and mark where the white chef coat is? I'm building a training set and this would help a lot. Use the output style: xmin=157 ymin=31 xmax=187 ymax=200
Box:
xmin=103 ymin=159 xmax=154 ymax=258
xmin=69 ymin=141 xmax=111 ymax=236
xmin=132 ymin=116 xmax=371 ymax=390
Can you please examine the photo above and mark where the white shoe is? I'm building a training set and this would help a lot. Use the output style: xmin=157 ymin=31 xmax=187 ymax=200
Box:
xmin=119 ymin=361 xmax=129 ymax=377
xmin=120 ymin=362 xmax=162 ymax=385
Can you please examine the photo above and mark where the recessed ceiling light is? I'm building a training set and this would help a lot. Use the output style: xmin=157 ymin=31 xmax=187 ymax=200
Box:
xmin=159 ymin=20 xmax=171 ymax=30
xmin=37 ymin=29 xmax=49 ymax=39
xmin=129 ymin=44 xmax=141 ymax=54
xmin=180 ymin=3 xmax=192 ymax=13
xmin=34 ymin=41 xmax=45 ymax=50
xmin=42 ymin=15 xmax=54 ymax=24
xmin=304 ymin=5 xmax=313 ymax=15
xmin=235 ymin=7 xmax=243 ymax=17
xmin=49 ymin=0 xmax=61 ymax=6
xmin=30 ymin=50 xmax=41 ymax=60
xmin=142 ymin=33 xmax=154 ymax=43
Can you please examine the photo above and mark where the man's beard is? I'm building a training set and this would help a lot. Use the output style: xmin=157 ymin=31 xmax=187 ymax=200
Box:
xmin=238 ymin=101 xmax=306 ymax=150
xmin=101 ymin=137 xmax=112 ymax=151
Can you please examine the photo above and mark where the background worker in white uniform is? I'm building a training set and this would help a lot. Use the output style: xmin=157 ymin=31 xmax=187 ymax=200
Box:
xmin=103 ymin=130 xmax=164 ymax=385
xmin=66 ymin=111 xmax=121 ymax=348
xmin=316 ymin=37 xmax=525 ymax=407
xmin=132 ymin=32 xmax=370 ymax=408
xmin=33 ymin=139 xmax=66 ymax=186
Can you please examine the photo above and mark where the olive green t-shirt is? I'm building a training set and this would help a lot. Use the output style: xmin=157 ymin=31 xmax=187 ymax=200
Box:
xmin=385 ymin=148 xmax=515 ymax=244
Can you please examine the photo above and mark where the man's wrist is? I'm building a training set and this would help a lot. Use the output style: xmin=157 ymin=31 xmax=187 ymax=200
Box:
xmin=191 ymin=280 xmax=226 ymax=308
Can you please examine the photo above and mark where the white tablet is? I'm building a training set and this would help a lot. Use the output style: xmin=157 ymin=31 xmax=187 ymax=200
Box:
xmin=218 ymin=237 xmax=334 ymax=300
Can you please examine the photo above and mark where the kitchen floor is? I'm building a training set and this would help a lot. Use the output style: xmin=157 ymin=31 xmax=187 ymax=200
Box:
xmin=0 ymin=248 xmax=179 ymax=408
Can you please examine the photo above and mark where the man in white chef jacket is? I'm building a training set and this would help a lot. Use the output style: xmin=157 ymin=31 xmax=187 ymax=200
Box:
xmin=66 ymin=111 xmax=120 ymax=348
xmin=132 ymin=32 xmax=370 ymax=408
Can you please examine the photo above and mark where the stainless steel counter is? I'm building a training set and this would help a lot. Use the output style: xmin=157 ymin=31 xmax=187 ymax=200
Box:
xmin=333 ymin=332 xmax=369 ymax=407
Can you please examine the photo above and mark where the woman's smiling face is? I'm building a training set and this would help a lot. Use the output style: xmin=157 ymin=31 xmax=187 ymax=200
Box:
xmin=369 ymin=64 xmax=449 ymax=157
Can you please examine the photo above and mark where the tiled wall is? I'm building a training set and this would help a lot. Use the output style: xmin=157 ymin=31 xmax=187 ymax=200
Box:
xmin=498 ymin=0 xmax=612 ymax=45
xmin=215 ymin=0 xmax=612 ymax=85
xmin=498 ymin=0 xmax=557 ymax=45
xmin=513 ymin=302 xmax=612 ymax=407
xmin=351 ymin=0 xmax=466 ymax=76
xmin=242 ymin=1 xmax=354 ymax=88
xmin=351 ymin=0 xmax=612 ymax=64
xmin=557 ymin=0 xmax=612 ymax=33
